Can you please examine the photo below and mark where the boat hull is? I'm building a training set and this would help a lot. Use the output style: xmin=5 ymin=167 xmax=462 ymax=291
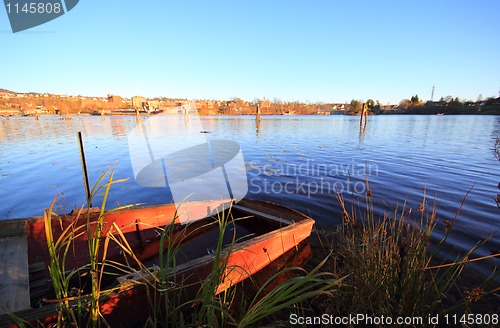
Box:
xmin=0 ymin=199 xmax=314 ymax=327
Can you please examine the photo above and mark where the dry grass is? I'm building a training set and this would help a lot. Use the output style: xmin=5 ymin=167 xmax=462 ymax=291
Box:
xmin=312 ymin=190 xmax=499 ymax=327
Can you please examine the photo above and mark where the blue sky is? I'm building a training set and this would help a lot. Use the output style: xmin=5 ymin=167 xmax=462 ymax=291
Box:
xmin=1 ymin=0 xmax=499 ymax=104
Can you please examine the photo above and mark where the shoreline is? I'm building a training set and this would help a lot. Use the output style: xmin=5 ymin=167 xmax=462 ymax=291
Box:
xmin=2 ymin=111 xmax=499 ymax=118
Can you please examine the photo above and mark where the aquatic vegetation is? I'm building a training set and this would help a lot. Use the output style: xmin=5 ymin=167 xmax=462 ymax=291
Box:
xmin=495 ymin=137 xmax=500 ymax=208
xmin=312 ymin=190 xmax=499 ymax=325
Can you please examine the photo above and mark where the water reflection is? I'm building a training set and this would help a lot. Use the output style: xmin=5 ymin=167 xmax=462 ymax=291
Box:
xmin=0 ymin=119 xmax=7 ymax=143
xmin=358 ymin=123 xmax=366 ymax=146
xmin=109 ymin=117 xmax=129 ymax=137
xmin=255 ymin=114 xmax=261 ymax=136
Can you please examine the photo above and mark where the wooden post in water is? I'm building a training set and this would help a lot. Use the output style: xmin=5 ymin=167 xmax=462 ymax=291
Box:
xmin=364 ymin=103 xmax=368 ymax=124
xmin=78 ymin=131 xmax=92 ymax=207
xmin=360 ymin=103 xmax=368 ymax=127
xmin=359 ymin=103 xmax=364 ymax=126
xmin=256 ymin=103 xmax=261 ymax=134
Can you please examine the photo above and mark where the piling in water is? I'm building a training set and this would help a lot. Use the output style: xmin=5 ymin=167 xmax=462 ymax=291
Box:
xmin=77 ymin=131 xmax=92 ymax=207
xmin=360 ymin=103 xmax=368 ymax=127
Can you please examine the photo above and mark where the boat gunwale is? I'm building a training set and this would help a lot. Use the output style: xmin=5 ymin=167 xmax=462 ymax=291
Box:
xmin=0 ymin=199 xmax=315 ymax=327
xmin=117 ymin=201 xmax=314 ymax=285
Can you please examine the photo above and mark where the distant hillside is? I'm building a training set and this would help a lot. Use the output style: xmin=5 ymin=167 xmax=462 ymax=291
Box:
xmin=0 ymin=88 xmax=16 ymax=94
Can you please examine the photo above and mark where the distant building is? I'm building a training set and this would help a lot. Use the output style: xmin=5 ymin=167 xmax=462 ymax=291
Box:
xmin=132 ymin=96 xmax=147 ymax=109
xmin=108 ymin=94 xmax=123 ymax=103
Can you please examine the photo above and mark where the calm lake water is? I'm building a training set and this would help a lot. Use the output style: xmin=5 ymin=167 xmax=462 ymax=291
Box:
xmin=1 ymin=114 xmax=499 ymax=279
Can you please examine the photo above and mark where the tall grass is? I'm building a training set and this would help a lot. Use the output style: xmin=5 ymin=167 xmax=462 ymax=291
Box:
xmin=116 ymin=205 xmax=341 ymax=328
xmin=42 ymin=167 xmax=130 ymax=327
xmin=85 ymin=168 xmax=129 ymax=327
xmin=192 ymin=207 xmax=235 ymax=327
xmin=234 ymin=256 xmax=342 ymax=327
xmin=314 ymin=189 xmax=499 ymax=325
xmin=43 ymin=196 xmax=86 ymax=326
xmin=494 ymin=137 xmax=499 ymax=208
xmin=150 ymin=206 xmax=187 ymax=327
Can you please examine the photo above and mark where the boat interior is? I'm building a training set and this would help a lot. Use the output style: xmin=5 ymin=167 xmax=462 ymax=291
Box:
xmin=27 ymin=200 xmax=303 ymax=307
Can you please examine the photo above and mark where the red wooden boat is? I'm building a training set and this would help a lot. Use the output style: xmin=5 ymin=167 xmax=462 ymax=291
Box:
xmin=1 ymin=198 xmax=233 ymax=311
xmin=0 ymin=199 xmax=314 ymax=327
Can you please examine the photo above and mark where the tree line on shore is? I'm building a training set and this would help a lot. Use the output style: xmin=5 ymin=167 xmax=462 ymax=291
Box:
xmin=1 ymin=90 xmax=499 ymax=116
xmin=349 ymin=94 xmax=500 ymax=115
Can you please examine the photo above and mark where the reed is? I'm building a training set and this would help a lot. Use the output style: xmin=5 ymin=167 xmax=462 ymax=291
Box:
xmin=38 ymin=168 xmax=131 ymax=327
xmin=43 ymin=197 xmax=85 ymax=326
xmin=152 ymin=207 xmax=185 ymax=327
xmin=495 ymin=137 xmax=500 ymax=208
xmin=234 ymin=256 xmax=343 ymax=327
xmin=192 ymin=207 xmax=235 ymax=327
xmin=98 ymin=200 xmax=342 ymax=327
xmin=315 ymin=190 xmax=499 ymax=325
xmin=124 ymin=205 xmax=341 ymax=327
xmin=102 ymin=204 xmax=227 ymax=327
